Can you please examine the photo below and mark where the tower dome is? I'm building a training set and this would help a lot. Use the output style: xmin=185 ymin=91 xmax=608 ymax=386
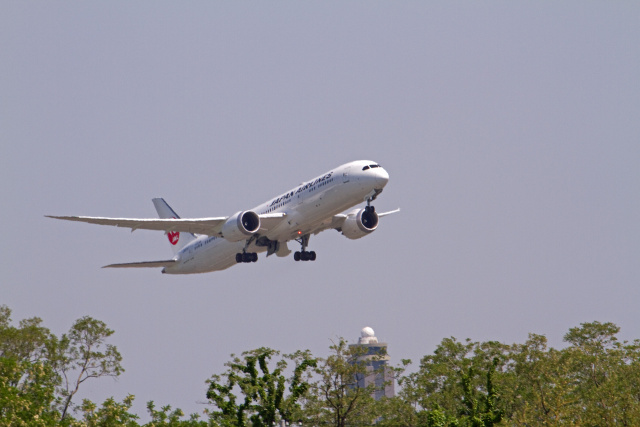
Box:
xmin=361 ymin=326 xmax=375 ymax=337
xmin=359 ymin=326 xmax=378 ymax=344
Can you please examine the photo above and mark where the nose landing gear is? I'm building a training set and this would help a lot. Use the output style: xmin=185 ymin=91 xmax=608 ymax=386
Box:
xmin=365 ymin=194 xmax=377 ymax=213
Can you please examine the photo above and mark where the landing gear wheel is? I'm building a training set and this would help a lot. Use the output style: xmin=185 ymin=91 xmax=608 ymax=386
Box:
xmin=237 ymin=252 xmax=258 ymax=263
xmin=294 ymin=251 xmax=316 ymax=262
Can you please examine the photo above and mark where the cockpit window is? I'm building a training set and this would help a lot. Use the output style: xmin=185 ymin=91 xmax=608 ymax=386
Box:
xmin=363 ymin=164 xmax=382 ymax=171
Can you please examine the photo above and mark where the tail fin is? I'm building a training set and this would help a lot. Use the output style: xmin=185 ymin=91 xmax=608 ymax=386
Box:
xmin=152 ymin=198 xmax=197 ymax=255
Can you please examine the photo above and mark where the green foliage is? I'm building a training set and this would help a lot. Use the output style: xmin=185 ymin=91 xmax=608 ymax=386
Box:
xmin=0 ymin=306 xmax=60 ymax=426
xmin=146 ymin=400 xmax=209 ymax=426
xmin=4 ymin=304 xmax=640 ymax=427
xmin=458 ymin=359 xmax=502 ymax=427
xmin=0 ymin=358 xmax=59 ymax=426
xmin=397 ymin=321 xmax=640 ymax=426
xmin=562 ymin=321 xmax=640 ymax=425
xmin=205 ymin=347 xmax=316 ymax=427
xmin=374 ymin=396 xmax=422 ymax=427
xmin=54 ymin=316 xmax=125 ymax=420
xmin=302 ymin=338 xmax=380 ymax=427
xmin=0 ymin=306 xmax=53 ymax=366
xmin=78 ymin=394 xmax=139 ymax=427
xmin=74 ymin=396 xmax=208 ymax=427
xmin=0 ymin=305 xmax=125 ymax=424
xmin=424 ymin=405 xmax=459 ymax=427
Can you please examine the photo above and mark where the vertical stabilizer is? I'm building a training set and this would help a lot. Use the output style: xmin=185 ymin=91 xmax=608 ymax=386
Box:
xmin=152 ymin=198 xmax=197 ymax=255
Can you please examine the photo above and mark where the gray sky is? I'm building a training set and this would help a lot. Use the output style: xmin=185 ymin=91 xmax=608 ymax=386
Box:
xmin=2 ymin=1 xmax=639 ymax=420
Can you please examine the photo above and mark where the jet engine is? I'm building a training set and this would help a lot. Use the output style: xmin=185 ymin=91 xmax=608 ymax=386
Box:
xmin=221 ymin=211 xmax=260 ymax=242
xmin=340 ymin=208 xmax=379 ymax=240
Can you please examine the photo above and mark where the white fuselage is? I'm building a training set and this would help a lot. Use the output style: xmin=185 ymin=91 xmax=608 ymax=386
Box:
xmin=163 ymin=160 xmax=390 ymax=274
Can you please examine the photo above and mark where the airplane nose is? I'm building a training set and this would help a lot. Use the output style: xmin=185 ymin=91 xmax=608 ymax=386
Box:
xmin=376 ymin=168 xmax=389 ymax=188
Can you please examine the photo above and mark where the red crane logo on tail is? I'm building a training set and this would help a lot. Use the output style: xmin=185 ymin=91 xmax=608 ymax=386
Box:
xmin=167 ymin=217 xmax=179 ymax=245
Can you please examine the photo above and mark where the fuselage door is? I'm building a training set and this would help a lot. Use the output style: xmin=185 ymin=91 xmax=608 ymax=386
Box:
xmin=342 ymin=166 xmax=351 ymax=183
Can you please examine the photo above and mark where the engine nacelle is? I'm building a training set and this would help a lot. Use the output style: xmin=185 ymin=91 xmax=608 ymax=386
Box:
xmin=340 ymin=208 xmax=379 ymax=240
xmin=221 ymin=211 xmax=261 ymax=242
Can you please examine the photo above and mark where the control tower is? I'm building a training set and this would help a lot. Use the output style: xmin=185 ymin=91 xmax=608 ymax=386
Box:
xmin=350 ymin=327 xmax=395 ymax=400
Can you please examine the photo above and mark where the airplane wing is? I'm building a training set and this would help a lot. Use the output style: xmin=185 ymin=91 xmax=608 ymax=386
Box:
xmin=103 ymin=260 xmax=177 ymax=268
xmin=46 ymin=213 xmax=286 ymax=236
xmin=377 ymin=208 xmax=401 ymax=218
xmin=46 ymin=215 xmax=227 ymax=235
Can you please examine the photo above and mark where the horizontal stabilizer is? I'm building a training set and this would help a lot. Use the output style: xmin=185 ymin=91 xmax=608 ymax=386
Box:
xmin=102 ymin=260 xmax=177 ymax=269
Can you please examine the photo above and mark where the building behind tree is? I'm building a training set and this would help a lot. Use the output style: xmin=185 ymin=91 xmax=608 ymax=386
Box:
xmin=350 ymin=326 xmax=395 ymax=400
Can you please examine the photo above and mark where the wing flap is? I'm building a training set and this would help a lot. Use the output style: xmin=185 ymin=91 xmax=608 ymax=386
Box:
xmin=46 ymin=215 xmax=227 ymax=236
xmin=103 ymin=260 xmax=177 ymax=269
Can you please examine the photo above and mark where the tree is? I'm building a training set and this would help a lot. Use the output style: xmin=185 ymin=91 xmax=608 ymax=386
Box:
xmin=370 ymin=358 xmax=423 ymax=427
xmin=374 ymin=395 xmax=426 ymax=427
xmin=53 ymin=316 xmax=124 ymax=421
xmin=303 ymin=338 xmax=381 ymax=427
xmin=0 ymin=305 xmax=53 ymax=366
xmin=0 ymin=358 xmax=59 ymax=426
xmin=398 ymin=337 xmax=510 ymax=426
xmin=507 ymin=333 xmax=579 ymax=425
xmin=145 ymin=400 xmax=209 ymax=427
xmin=5 ymin=302 xmax=640 ymax=426
xmin=79 ymin=394 xmax=139 ymax=427
xmin=0 ymin=305 xmax=60 ymax=426
xmin=458 ymin=359 xmax=503 ymax=427
xmin=405 ymin=337 xmax=475 ymax=417
xmin=206 ymin=347 xmax=316 ymax=427
xmin=563 ymin=321 xmax=640 ymax=425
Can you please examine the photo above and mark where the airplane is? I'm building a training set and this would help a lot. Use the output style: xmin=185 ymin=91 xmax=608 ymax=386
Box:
xmin=47 ymin=160 xmax=399 ymax=274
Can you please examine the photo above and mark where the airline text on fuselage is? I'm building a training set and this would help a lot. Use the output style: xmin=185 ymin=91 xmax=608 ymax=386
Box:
xmin=269 ymin=172 xmax=334 ymax=207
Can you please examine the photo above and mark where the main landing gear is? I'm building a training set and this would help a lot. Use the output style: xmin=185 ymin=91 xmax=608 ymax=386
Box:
xmin=236 ymin=252 xmax=257 ymax=263
xmin=294 ymin=233 xmax=316 ymax=262
xmin=236 ymin=236 xmax=258 ymax=263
